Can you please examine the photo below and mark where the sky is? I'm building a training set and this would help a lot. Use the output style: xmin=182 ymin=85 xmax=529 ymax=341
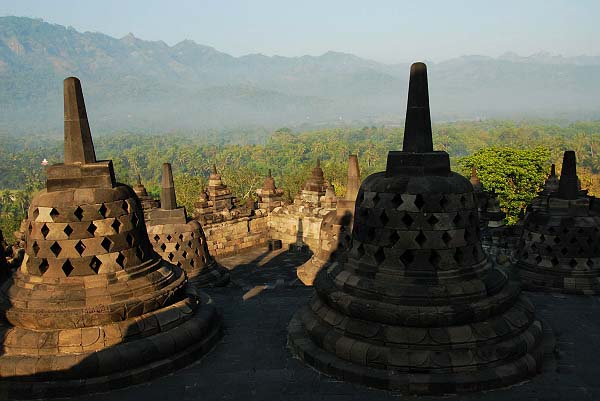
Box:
xmin=0 ymin=0 xmax=598 ymax=63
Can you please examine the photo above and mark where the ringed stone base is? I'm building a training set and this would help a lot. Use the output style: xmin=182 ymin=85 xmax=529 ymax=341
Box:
xmin=0 ymin=290 xmax=222 ymax=399
xmin=288 ymin=305 xmax=550 ymax=395
xmin=514 ymin=265 xmax=600 ymax=295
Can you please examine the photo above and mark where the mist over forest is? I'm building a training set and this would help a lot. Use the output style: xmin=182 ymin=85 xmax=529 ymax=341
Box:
xmin=1 ymin=16 xmax=600 ymax=137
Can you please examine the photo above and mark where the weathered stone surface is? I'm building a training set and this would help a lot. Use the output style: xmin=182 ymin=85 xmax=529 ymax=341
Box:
xmin=256 ymin=169 xmax=286 ymax=212
xmin=513 ymin=151 xmax=600 ymax=294
xmin=146 ymin=163 xmax=229 ymax=287
xmin=288 ymin=62 xmax=549 ymax=394
xmin=0 ymin=78 xmax=222 ymax=398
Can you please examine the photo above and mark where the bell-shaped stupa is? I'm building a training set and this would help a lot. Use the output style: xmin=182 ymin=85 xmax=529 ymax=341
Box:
xmin=514 ymin=151 xmax=600 ymax=294
xmin=0 ymin=78 xmax=222 ymax=398
xmin=288 ymin=63 xmax=548 ymax=394
xmin=146 ymin=163 xmax=229 ymax=287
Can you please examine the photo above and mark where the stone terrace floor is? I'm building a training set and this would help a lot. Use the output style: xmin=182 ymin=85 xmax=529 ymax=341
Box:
xmin=54 ymin=247 xmax=600 ymax=401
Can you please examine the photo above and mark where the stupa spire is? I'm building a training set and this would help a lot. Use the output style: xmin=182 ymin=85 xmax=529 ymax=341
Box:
xmin=402 ymin=62 xmax=433 ymax=153
xmin=557 ymin=151 xmax=579 ymax=200
xmin=161 ymin=162 xmax=177 ymax=210
xmin=345 ymin=154 xmax=361 ymax=201
xmin=63 ymin=77 xmax=96 ymax=164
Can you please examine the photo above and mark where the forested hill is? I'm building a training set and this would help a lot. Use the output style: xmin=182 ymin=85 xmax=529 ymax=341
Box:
xmin=1 ymin=16 xmax=600 ymax=135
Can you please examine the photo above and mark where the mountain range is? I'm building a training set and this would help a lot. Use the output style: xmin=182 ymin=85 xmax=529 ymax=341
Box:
xmin=1 ymin=16 xmax=600 ymax=136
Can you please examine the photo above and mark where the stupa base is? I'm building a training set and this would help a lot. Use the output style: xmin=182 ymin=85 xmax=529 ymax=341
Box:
xmin=288 ymin=308 xmax=552 ymax=395
xmin=189 ymin=262 xmax=230 ymax=288
xmin=0 ymin=291 xmax=222 ymax=399
xmin=514 ymin=265 xmax=600 ymax=295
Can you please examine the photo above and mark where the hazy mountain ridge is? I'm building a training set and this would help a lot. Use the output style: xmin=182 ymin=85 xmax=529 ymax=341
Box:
xmin=1 ymin=16 xmax=599 ymax=135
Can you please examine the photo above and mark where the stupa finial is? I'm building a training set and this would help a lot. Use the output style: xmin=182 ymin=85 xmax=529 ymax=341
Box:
xmin=402 ymin=62 xmax=433 ymax=153
xmin=557 ymin=151 xmax=579 ymax=200
xmin=161 ymin=163 xmax=177 ymax=210
xmin=63 ymin=77 xmax=97 ymax=164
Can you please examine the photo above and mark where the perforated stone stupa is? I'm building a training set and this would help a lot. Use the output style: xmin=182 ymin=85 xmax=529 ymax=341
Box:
xmin=288 ymin=63 xmax=548 ymax=394
xmin=514 ymin=151 xmax=600 ymax=294
xmin=297 ymin=155 xmax=361 ymax=285
xmin=0 ymin=77 xmax=222 ymax=398
xmin=146 ymin=163 xmax=229 ymax=287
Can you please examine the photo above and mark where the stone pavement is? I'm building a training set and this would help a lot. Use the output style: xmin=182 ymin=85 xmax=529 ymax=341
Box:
xmin=45 ymin=247 xmax=600 ymax=401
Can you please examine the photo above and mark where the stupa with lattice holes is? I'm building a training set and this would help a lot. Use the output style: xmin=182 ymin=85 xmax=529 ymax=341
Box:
xmin=146 ymin=162 xmax=229 ymax=287
xmin=288 ymin=62 xmax=550 ymax=394
xmin=514 ymin=151 xmax=600 ymax=294
xmin=0 ymin=77 xmax=222 ymax=398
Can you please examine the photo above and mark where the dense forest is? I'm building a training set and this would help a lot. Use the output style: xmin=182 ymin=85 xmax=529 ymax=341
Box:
xmin=1 ymin=119 xmax=599 ymax=242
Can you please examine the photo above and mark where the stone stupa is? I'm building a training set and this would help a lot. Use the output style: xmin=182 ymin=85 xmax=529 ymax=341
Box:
xmin=0 ymin=77 xmax=222 ymax=398
xmin=295 ymin=159 xmax=328 ymax=207
xmin=297 ymin=155 xmax=361 ymax=285
xmin=514 ymin=151 xmax=600 ymax=294
xmin=146 ymin=163 xmax=230 ymax=287
xmin=288 ymin=62 xmax=549 ymax=394
xmin=132 ymin=173 xmax=159 ymax=217
xmin=256 ymin=169 xmax=285 ymax=211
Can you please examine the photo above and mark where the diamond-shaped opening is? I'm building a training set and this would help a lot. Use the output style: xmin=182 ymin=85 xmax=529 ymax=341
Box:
xmin=414 ymin=194 xmax=425 ymax=210
xmin=32 ymin=241 xmax=40 ymax=256
xmin=587 ymin=259 xmax=594 ymax=268
xmin=391 ymin=194 xmax=403 ymax=208
xmin=74 ymin=206 xmax=84 ymax=221
xmin=50 ymin=241 xmax=62 ymax=257
xmin=126 ymin=233 xmax=135 ymax=247
xmin=98 ymin=204 xmax=108 ymax=218
xmin=379 ymin=210 xmax=389 ymax=226
xmin=75 ymin=240 xmax=86 ymax=256
xmin=546 ymin=245 xmax=553 ymax=253
xmin=539 ymin=234 xmax=546 ymax=242
xmin=553 ymin=236 xmax=561 ymax=244
xmin=111 ymin=218 xmax=121 ymax=233
xmin=459 ymin=195 xmax=467 ymax=207
xmin=190 ymin=231 xmax=195 ymax=239
xmin=549 ymin=227 xmax=556 ymax=234
xmin=522 ymin=251 xmax=529 ymax=260
xmin=427 ymin=215 xmax=439 ymax=226
xmin=63 ymin=224 xmax=74 ymax=238
xmin=32 ymin=208 xmax=40 ymax=220
xmin=190 ymin=259 xmax=195 ymax=267
xmin=560 ymin=247 xmax=568 ymax=256
xmin=41 ymin=223 xmax=50 ymax=239
xmin=101 ymin=237 xmax=113 ymax=252
xmin=551 ymin=257 xmax=559 ymax=266
xmin=175 ymin=242 xmax=181 ymax=251
xmin=429 ymin=250 xmax=441 ymax=267
xmin=39 ymin=259 xmax=49 ymax=275
xmin=179 ymin=234 xmax=184 ymax=241
xmin=195 ymin=248 xmax=201 ymax=256
xmin=187 ymin=240 xmax=192 ymax=247
xmin=535 ymin=255 xmax=543 ymax=264
xmin=49 ymin=208 xmax=59 ymax=221
xmin=389 ymin=231 xmax=400 ymax=246
xmin=182 ymin=250 xmax=188 ymax=259
xmin=402 ymin=213 xmax=414 ymax=227
xmin=168 ymin=253 xmax=174 ymax=261
xmin=122 ymin=200 xmax=130 ymax=213
xmin=28 ymin=222 xmax=33 ymax=234
xmin=131 ymin=213 xmax=139 ymax=227
xmin=374 ymin=247 xmax=385 ymax=264
xmin=454 ymin=248 xmax=464 ymax=264
xmin=160 ymin=243 xmax=167 ymax=252
xmin=372 ymin=193 xmax=380 ymax=206
xmin=166 ymin=234 xmax=172 ymax=241
xmin=153 ymin=234 xmax=161 ymax=243
xmin=367 ymin=227 xmax=376 ymax=241
xmin=116 ymin=253 xmax=126 ymax=268
xmin=439 ymin=196 xmax=449 ymax=210
xmin=90 ymin=256 xmax=102 ymax=273
xmin=356 ymin=244 xmax=366 ymax=259
xmin=569 ymin=258 xmax=577 ymax=268
xmin=87 ymin=223 xmax=97 ymax=236
xmin=452 ymin=213 xmax=462 ymax=226
xmin=415 ymin=231 xmax=426 ymax=247
xmin=62 ymin=260 xmax=74 ymax=276
xmin=176 ymin=261 xmax=182 ymax=267
xmin=442 ymin=231 xmax=452 ymax=245
xmin=400 ymin=250 xmax=414 ymax=266
xmin=202 ymin=255 xmax=207 ymax=264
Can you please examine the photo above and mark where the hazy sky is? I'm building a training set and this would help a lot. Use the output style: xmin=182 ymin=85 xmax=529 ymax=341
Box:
xmin=1 ymin=0 xmax=598 ymax=63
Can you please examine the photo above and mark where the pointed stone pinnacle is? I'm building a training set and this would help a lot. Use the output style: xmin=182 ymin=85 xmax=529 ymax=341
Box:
xmin=345 ymin=154 xmax=361 ymax=201
xmin=136 ymin=173 xmax=142 ymax=186
xmin=316 ymin=158 xmax=321 ymax=168
xmin=63 ymin=77 xmax=97 ymax=164
xmin=558 ymin=151 xmax=579 ymax=200
xmin=161 ymin=163 xmax=177 ymax=210
xmin=471 ymin=166 xmax=477 ymax=178
xmin=212 ymin=164 xmax=218 ymax=175
xmin=268 ymin=169 xmax=272 ymax=178
xmin=402 ymin=62 xmax=433 ymax=153
xmin=550 ymin=164 xmax=556 ymax=176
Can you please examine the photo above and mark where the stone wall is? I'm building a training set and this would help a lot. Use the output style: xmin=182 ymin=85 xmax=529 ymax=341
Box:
xmin=202 ymin=212 xmax=269 ymax=256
